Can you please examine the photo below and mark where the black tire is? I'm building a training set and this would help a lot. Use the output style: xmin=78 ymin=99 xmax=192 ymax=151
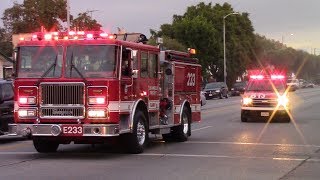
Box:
xmin=241 ymin=111 xmax=247 ymax=122
xmin=169 ymin=107 xmax=191 ymax=142
xmin=33 ymin=138 xmax=59 ymax=153
xmin=123 ymin=111 xmax=149 ymax=154
xmin=283 ymin=114 xmax=291 ymax=123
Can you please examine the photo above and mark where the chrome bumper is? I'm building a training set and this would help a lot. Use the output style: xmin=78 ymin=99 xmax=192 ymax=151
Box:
xmin=8 ymin=124 xmax=120 ymax=137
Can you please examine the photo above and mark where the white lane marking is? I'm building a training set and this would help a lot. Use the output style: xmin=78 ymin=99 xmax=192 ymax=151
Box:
xmin=137 ymin=153 xmax=308 ymax=161
xmin=184 ymin=141 xmax=320 ymax=148
xmin=191 ymin=126 xmax=212 ymax=132
xmin=0 ymin=151 xmax=319 ymax=162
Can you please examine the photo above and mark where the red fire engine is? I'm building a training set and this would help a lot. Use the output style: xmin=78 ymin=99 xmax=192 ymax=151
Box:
xmin=9 ymin=31 xmax=202 ymax=153
xmin=241 ymin=69 xmax=291 ymax=123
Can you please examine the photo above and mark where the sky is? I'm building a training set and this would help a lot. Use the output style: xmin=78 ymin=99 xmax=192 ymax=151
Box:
xmin=1 ymin=0 xmax=320 ymax=53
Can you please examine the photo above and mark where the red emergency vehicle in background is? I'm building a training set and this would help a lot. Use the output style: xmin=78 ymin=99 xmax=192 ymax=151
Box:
xmin=9 ymin=31 xmax=202 ymax=153
xmin=241 ymin=69 xmax=291 ymax=123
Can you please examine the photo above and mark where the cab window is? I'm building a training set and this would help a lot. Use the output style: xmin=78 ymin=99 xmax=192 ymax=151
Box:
xmin=149 ymin=53 xmax=158 ymax=78
xmin=140 ymin=51 xmax=148 ymax=78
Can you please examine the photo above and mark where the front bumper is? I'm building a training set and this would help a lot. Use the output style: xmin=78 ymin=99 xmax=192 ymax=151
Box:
xmin=8 ymin=123 xmax=120 ymax=137
xmin=241 ymin=106 xmax=290 ymax=120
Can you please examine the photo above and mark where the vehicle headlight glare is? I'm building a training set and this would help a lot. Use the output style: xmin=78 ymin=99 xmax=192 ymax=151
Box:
xmin=242 ymin=97 xmax=252 ymax=106
xmin=278 ymin=96 xmax=289 ymax=106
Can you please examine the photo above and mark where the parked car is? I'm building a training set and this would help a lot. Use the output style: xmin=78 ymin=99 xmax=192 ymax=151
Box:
xmin=200 ymin=91 xmax=207 ymax=106
xmin=0 ymin=80 xmax=14 ymax=135
xmin=203 ymin=82 xmax=229 ymax=99
xmin=231 ymin=81 xmax=247 ymax=96
xmin=286 ymin=79 xmax=299 ymax=91
xmin=301 ymin=81 xmax=315 ymax=88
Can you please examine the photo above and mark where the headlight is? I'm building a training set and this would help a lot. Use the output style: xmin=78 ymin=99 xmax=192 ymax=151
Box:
xmin=88 ymin=97 xmax=106 ymax=105
xmin=18 ymin=109 xmax=37 ymax=118
xmin=215 ymin=90 xmax=220 ymax=93
xmin=19 ymin=97 xmax=36 ymax=105
xmin=88 ymin=109 xmax=106 ymax=118
xmin=231 ymin=88 xmax=234 ymax=90
xmin=278 ymin=96 xmax=289 ymax=107
xmin=242 ymin=97 xmax=252 ymax=106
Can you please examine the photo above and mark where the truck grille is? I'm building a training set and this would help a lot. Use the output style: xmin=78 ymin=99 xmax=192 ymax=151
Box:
xmin=41 ymin=83 xmax=84 ymax=105
xmin=252 ymin=99 xmax=277 ymax=107
xmin=40 ymin=83 xmax=85 ymax=119
xmin=40 ymin=107 xmax=84 ymax=118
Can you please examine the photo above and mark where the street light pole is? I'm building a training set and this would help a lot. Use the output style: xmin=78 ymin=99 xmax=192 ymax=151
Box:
xmin=223 ymin=12 xmax=239 ymax=84
xmin=67 ymin=0 xmax=70 ymax=31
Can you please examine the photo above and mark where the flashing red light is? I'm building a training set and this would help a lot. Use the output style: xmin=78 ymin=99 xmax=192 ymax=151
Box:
xmin=54 ymin=36 xmax=59 ymax=40
xmin=109 ymin=35 xmax=114 ymax=39
xmin=44 ymin=34 xmax=52 ymax=40
xmin=63 ymin=36 xmax=69 ymax=40
xmin=19 ymin=37 xmax=25 ymax=41
xmin=271 ymin=75 xmax=285 ymax=80
xmin=100 ymin=33 xmax=108 ymax=38
xmin=52 ymin=32 xmax=59 ymax=36
xmin=87 ymin=33 xmax=94 ymax=39
xmin=250 ymin=75 xmax=264 ymax=80
xmin=77 ymin=31 xmax=85 ymax=35
xmin=74 ymin=36 xmax=79 ymax=40
xmin=32 ymin=34 xmax=38 ymax=39
xmin=69 ymin=31 xmax=76 ymax=36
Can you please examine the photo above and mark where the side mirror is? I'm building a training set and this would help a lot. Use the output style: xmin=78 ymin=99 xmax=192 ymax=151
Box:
xmin=132 ymin=69 xmax=139 ymax=78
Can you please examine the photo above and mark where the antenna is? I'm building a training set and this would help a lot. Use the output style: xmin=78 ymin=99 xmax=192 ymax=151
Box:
xmin=86 ymin=9 xmax=98 ymax=18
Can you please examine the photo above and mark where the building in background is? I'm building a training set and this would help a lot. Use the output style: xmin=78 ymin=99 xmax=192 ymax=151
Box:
xmin=0 ymin=51 xmax=13 ymax=79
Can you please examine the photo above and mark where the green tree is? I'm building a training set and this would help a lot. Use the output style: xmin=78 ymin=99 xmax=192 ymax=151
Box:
xmin=0 ymin=28 xmax=13 ymax=57
xmin=151 ymin=2 xmax=256 ymax=86
xmin=2 ymin=0 xmax=67 ymax=33
xmin=71 ymin=12 xmax=102 ymax=31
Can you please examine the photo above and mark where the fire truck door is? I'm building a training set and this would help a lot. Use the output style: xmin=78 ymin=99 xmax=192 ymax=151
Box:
xmin=160 ymin=62 xmax=174 ymax=125
xmin=120 ymin=48 xmax=133 ymax=101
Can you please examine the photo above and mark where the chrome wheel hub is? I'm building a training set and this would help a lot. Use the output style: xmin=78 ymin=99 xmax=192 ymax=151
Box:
xmin=137 ymin=121 xmax=146 ymax=145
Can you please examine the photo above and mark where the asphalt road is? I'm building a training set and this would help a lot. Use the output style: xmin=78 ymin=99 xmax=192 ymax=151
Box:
xmin=0 ymin=87 xmax=320 ymax=180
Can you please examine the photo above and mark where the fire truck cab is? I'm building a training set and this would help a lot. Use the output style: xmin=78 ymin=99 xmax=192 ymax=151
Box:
xmin=241 ymin=70 xmax=291 ymax=123
xmin=9 ymin=31 xmax=201 ymax=153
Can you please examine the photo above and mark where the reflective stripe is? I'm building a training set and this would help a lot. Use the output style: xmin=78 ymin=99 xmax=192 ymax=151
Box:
xmin=108 ymin=101 xmax=134 ymax=112
xmin=191 ymin=104 xmax=201 ymax=112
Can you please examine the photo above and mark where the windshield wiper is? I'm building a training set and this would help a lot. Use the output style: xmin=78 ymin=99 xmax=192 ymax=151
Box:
xmin=69 ymin=51 xmax=88 ymax=85
xmin=35 ymin=55 xmax=57 ymax=85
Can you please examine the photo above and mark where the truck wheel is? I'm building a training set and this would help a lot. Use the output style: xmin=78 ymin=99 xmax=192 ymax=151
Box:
xmin=241 ymin=112 xmax=247 ymax=122
xmin=170 ymin=107 xmax=191 ymax=142
xmin=283 ymin=114 xmax=291 ymax=123
xmin=124 ymin=111 xmax=148 ymax=154
xmin=33 ymin=138 xmax=59 ymax=153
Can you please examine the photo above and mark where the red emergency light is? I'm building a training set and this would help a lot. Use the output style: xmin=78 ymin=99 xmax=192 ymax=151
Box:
xmin=271 ymin=75 xmax=285 ymax=80
xmin=250 ymin=75 xmax=264 ymax=80
xmin=27 ymin=31 xmax=115 ymax=42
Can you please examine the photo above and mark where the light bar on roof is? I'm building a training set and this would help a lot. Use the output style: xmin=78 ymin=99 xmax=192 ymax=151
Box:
xmin=250 ymin=75 xmax=264 ymax=80
xmin=271 ymin=75 xmax=285 ymax=79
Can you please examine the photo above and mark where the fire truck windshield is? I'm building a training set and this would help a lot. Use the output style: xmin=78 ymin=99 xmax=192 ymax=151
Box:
xmin=17 ymin=46 xmax=63 ymax=78
xmin=247 ymin=79 xmax=285 ymax=92
xmin=65 ymin=45 xmax=117 ymax=78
